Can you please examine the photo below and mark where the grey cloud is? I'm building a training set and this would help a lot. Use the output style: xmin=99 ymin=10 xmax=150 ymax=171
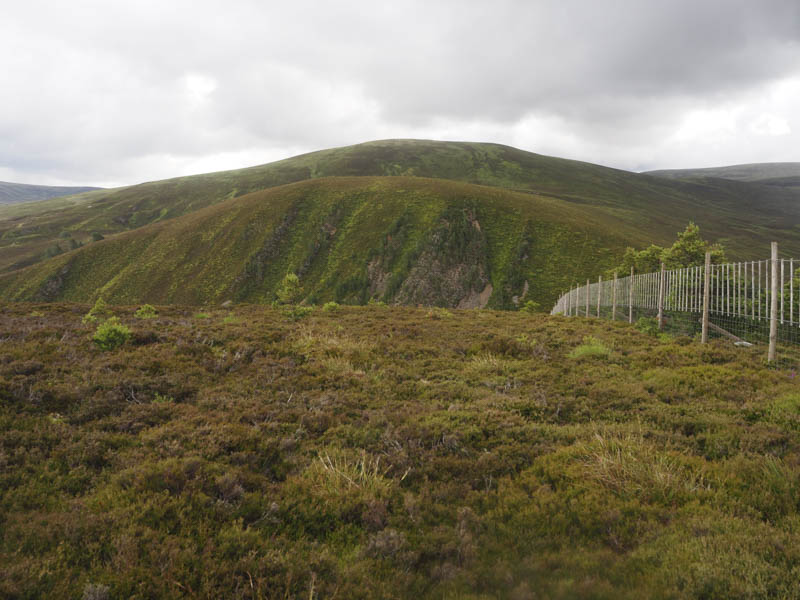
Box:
xmin=1 ymin=0 xmax=799 ymax=185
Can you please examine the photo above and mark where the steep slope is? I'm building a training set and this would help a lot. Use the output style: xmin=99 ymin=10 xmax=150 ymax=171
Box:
xmin=0 ymin=177 xmax=640 ymax=308
xmin=3 ymin=139 xmax=800 ymax=274
xmin=645 ymin=162 xmax=800 ymax=182
xmin=0 ymin=181 xmax=101 ymax=205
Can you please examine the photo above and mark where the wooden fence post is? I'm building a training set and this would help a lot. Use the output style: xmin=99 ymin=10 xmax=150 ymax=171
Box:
xmin=597 ymin=275 xmax=602 ymax=318
xmin=769 ymin=242 xmax=778 ymax=362
xmin=628 ymin=266 xmax=634 ymax=324
xmin=657 ymin=262 xmax=665 ymax=330
xmin=612 ymin=271 xmax=617 ymax=321
xmin=586 ymin=278 xmax=590 ymax=317
xmin=702 ymin=252 xmax=710 ymax=343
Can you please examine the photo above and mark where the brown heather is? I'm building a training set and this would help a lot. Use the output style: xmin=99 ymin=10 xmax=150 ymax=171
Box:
xmin=1 ymin=302 xmax=800 ymax=598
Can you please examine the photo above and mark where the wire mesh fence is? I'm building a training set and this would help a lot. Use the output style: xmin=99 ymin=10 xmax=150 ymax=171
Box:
xmin=551 ymin=245 xmax=800 ymax=359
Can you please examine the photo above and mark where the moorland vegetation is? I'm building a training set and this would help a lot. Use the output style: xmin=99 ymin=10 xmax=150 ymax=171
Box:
xmin=2 ymin=302 xmax=799 ymax=598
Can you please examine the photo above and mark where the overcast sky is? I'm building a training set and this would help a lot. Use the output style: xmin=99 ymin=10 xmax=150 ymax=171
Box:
xmin=2 ymin=0 xmax=799 ymax=187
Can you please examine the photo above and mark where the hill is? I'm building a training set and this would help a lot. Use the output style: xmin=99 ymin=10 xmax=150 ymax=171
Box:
xmin=0 ymin=177 xmax=639 ymax=309
xmin=2 ymin=303 xmax=799 ymax=598
xmin=645 ymin=162 xmax=800 ymax=182
xmin=0 ymin=180 xmax=101 ymax=205
xmin=3 ymin=139 xmax=800 ymax=276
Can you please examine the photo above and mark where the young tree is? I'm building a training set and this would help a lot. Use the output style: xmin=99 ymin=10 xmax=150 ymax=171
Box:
xmin=610 ymin=222 xmax=726 ymax=276
xmin=662 ymin=222 xmax=726 ymax=268
xmin=276 ymin=272 xmax=303 ymax=305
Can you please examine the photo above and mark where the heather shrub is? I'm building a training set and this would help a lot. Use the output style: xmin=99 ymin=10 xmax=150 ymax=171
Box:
xmin=283 ymin=305 xmax=313 ymax=321
xmin=636 ymin=316 xmax=660 ymax=336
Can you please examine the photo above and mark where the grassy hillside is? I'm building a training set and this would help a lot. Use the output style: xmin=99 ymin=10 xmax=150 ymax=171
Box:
xmin=3 ymin=140 xmax=800 ymax=274
xmin=0 ymin=177 xmax=638 ymax=309
xmin=0 ymin=181 xmax=101 ymax=205
xmin=646 ymin=162 xmax=800 ymax=182
xmin=2 ymin=303 xmax=800 ymax=598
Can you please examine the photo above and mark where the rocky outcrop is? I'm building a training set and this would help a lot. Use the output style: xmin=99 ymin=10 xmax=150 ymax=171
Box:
xmin=393 ymin=208 xmax=492 ymax=308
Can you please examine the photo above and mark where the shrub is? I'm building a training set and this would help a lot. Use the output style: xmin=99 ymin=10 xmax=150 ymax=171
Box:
xmin=82 ymin=297 xmax=111 ymax=324
xmin=323 ymin=301 xmax=340 ymax=312
xmin=276 ymin=272 xmax=302 ymax=305
xmin=636 ymin=317 xmax=660 ymax=336
xmin=283 ymin=305 xmax=313 ymax=321
xmin=134 ymin=304 xmax=157 ymax=319
xmin=568 ymin=336 xmax=611 ymax=359
xmin=194 ymin=312 xmax=211 ymax=319
xmin=92 ymin=317 xmax=131 ymax=351
xmin=521 ymin=300 xmax=540 ymax=313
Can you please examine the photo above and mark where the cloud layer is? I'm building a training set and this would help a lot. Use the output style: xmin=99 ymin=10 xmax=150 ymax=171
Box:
xmin=2 ymin=0 xmax=799 ymax=186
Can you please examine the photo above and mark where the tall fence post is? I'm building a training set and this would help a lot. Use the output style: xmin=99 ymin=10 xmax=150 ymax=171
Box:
xmin=702 ymin=252 xmax=711 ymax=343
xmin=597 ymin=275 xmax=602 ymax=318
xmin=612 ymin=271 xmax=617 ymax=321
xmin=657 ymin=262 xmax=665 ymax=330
xmin=769 ymin=242 xmax=778 ymax=362
xmin=628 ymin=266 xmax=634 ymax=324
xmin=586 ymin=278 xmax=590 ymax=317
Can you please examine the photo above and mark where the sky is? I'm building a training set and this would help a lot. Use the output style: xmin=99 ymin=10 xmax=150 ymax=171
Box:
xmin=1 ymin=0 xmax=799 ymax=187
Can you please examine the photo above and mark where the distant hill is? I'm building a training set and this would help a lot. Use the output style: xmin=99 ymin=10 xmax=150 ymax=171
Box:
xmin=0 ymin=181 xmax=101 ymax=205
xmin=3 ymin=140 xmax=800 ymax=277
xmin=645 ymin=162 xmax=800 ymax=182
xmin=3 ymin=139 xmax=800 ymax=307
xmin=0 ymin=176 xmax=637 ymax=308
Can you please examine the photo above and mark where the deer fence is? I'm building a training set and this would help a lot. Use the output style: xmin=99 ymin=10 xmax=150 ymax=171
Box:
xmin=550 ymin=243 xmax=797 ymax=361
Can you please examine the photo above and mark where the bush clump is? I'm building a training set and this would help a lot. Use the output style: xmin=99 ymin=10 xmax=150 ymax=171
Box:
xmin=521 ymin=300 xmax=540 ymax=313
xmin=92 ymin=317 xmax=131 ymax=351
xmin=322 ymin=301 xmax=340 ymax=312
xmin=568 ymin=335 xmax=611 ymax=360
xmin=276 ymin=272 xmax=303 ymax=305
xmin=635 ymin=317 xmax=660 ymax=336
xmin=283 ymin=305 xmax=313 ymax=321
xmin=134 ymin=304 xmax=157 ymax=319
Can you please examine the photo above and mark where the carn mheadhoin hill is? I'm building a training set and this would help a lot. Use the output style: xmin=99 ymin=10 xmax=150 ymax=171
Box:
xmin=0 ymin=177 xmax=636 ymax=309
xmin=2 ymin=140 xmax=800 ymax=307
xmin=3 ymin=139 xmax=800 ymax=275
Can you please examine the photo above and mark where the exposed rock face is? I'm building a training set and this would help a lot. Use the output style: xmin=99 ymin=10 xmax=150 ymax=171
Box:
xmin=512 ymin=280 xmax=530 ymax=306
xmin=392 ymin=208 xmax=492 ymax=308
xmin=457 ymin=283 xmax=493 ymax=309
xmin=367 ymin=257 xmax=391 ymax=298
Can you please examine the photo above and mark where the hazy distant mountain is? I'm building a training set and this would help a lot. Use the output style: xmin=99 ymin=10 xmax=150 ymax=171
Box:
xmin=0 ymin=181 xmax=101 ymax=205
xmin=645 ymin=162 xmax=800 ymax=182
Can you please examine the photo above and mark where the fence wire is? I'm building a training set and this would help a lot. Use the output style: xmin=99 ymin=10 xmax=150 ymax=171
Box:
xmin=551 ymin=256 xmax=800 ymax=348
